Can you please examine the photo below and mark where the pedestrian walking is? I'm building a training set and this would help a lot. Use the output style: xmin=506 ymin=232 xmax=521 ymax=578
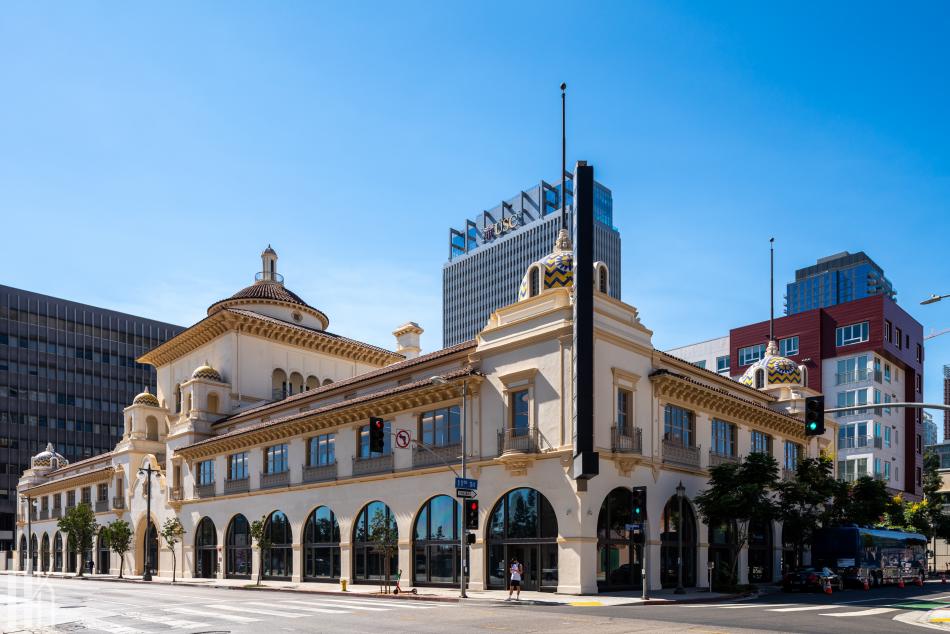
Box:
xmin=506 ymin=558 xmax=523 ymax=601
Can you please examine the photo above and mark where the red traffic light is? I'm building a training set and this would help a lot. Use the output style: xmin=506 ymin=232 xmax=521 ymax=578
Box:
xmin=470 ymin=501 xmax=477 ymax=510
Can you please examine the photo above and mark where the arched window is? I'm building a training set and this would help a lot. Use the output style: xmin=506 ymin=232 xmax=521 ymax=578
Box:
xmin=18 ymin=534 xmax=27 ymax=571
xmin=96 ymin=528 xmax=109 ymax=574
xmin=175 ymin=384 xmax=182 ymax=414
xmin=145 ymin=416 xmax=159 ymax=441
xmin=486 ymin=488 xmax=558 ymax=592
xmin=322 ymin=378 xmax=333 ymax=386
xmin=141 ymin=521 xmax=158 ymax=576
xmin=353 ymin=501 xmax=398 ymax=583
xmin=748 ymin=519 xmax=772 ymax=584
xmin=54 ymin=532 xmax=63 ymax=572
xmin=660 ymin=495 xmax=697 ymax=588
xmin=226 ymin=514 xmax=251 ymax=579
xmin=289 ymin=372 xmax=304 ymax=396
xmin=529 ymin=266 xmax=540 ymax=297
xmin=41 ymin=533 xmax=50 ymax=573
xmin=263 ymin=511 xmax=293 ymax=579
xmin=800 ymin=366 xmax=808 ymax=386
xmin=195 ymin=517 xmax=218 ymax=579
xmin=413 ymin=495 xmax=460 ymax=586
xmin=754 ymin=369 xmax=765 ymax=389
xmin=206 ymin=393 xmax=219 ymax=414
xmin=306 ymin=376 xmax=319 ymax=391
xmin=597 ymin=487 xmax=641 ymax=590
xmin=66 ymin=532 xmax=78 ymax=573
xmin=708 ymin=519 xmax=738 ymax=590
xmin=31 ymin=534 xmax=38 ymax=572
xmin=304 ymin=506 xmax=341 ymax=580
xmin=272 ymin=369 xmax=288 ymax=400
xmin=598 ymin=265 xmax=609 ymax=294
xmin=185 ymin=393 xmax=193 ymax=414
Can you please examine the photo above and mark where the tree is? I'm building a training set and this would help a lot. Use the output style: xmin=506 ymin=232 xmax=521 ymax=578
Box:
xmin=160 ymin=517 xmax=186 ymax=582
xmin=842 ymin=476 xmax=901 ymax=527
xmin=104 ymin=520 xmax=133 ymax=578
xmin=57 ymin=503 xmax=97 ymax=577
xmin=250 ymin=515 xmax=271 ymax=587
xmin=695 ymin=452 xmax=779 ymax=588
xmin=775 ymin=456 xmax=839 ymax=566
xmin=369 ymin=508 xmax=398 ymax=593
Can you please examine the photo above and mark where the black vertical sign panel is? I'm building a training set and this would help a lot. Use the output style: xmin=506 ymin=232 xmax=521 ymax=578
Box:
xmin=572 ymin=161 xmax=599 ymax=480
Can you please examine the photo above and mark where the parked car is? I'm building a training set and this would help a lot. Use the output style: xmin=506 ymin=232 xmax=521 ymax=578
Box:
xmin=783 ymin=566 xmax=844 ymax=592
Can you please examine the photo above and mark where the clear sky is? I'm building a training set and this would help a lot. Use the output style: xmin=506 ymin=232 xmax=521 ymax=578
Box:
xmin=2 ymin=2 xmax=949 ymax=411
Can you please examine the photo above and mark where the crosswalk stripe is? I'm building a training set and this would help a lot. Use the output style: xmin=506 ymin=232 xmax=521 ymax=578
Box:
xmin=166 ymin=606 xmax=261 ymax=623
xmin=124 ymin=612 xmax=209 ymax=628
xmin=769 ymin=605 xmax=837 ymax=612
xmin=246 ymin=600 xmax=348 ymax=614
xmin=821 ymin=608 xmax=897 ymax=617
xmin=719 ymin=603 xmax=792 ymax=609
xmin=281 ymin=599 xmax=390 ymax=612
xmin=214 ymin=604 xmax=307 ymax=618
xmin=317 ymin=598 xmax=437 ymax=609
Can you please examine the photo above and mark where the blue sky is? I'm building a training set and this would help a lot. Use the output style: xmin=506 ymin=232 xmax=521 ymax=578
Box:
xmin=2 ymin=2 xmax=949 ymax=409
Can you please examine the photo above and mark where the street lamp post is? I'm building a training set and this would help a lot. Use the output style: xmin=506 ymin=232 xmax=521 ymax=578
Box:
xmin=921 ymin=293 xmax=950 ymax=305
xmin=23 ymin=495 xmax=35 ymax=576
xmin=675 ymin=481 xmax=686 ymax=594
xmin=138 ymin=463 xmax=157 ymax=581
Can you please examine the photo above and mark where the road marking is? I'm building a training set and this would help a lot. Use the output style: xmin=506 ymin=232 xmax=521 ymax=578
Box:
xmin=166 ymin=606 xmax=261 ymax=623
xmin=316 ymin=598 xmax=438 ymax=609
xmin=569 ymin=601 xmax=604 ymax=606
xmin=281 ymin=599 xmax=390 ymax=612
xmin=719 ymin=603 xmax=793 ymax=609
xmin=770 ymin=605 xmax=838 ymax=612
xmin=821 ymin=607 xmax=897 ymax=617
xmin=214 ymin=604 xmax=307 ymax=618
xmin=893 ymin=611 xmax=946 ymax=631
xmin=122 ymin=612 xmax=210 ymax=628
xmin=247 ymin=600 xmax=348 ymax=614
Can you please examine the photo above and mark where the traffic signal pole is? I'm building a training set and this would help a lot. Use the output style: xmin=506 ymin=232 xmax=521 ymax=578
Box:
xmin=460 ymin=380 xmax=467 ymax=599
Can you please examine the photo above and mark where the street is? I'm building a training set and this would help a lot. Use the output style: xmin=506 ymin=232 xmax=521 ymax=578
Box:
xmin=4 ymin=575 xmax=950 ymax=634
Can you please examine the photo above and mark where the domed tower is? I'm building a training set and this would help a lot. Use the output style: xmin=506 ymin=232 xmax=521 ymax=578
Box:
xmin=738 ymin=340 xmax=807 ymax=393
xmin=517 ymin=229 xmax=612 ymax=302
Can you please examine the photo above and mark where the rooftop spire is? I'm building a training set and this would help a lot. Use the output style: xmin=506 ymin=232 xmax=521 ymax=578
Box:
xmin=769 ymin=237 xmax=775 ymax=343
xmin=560 ymin=82 xmax=567 ymax=232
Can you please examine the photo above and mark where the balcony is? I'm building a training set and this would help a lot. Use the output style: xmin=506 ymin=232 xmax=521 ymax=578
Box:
xmin=223 ymin=477 xmax=250 ymax=495
xmin=302 ymin=462 xmax=337 ymax=484
xmin=195 ymin=483 xmax=216 ymax=499
xmin=52 ymin=507 xmax=62 ymax=518
xmin=498 ymin=427 xmax=540 ymax=455
xmin=782 ymin=468 xmax=797 ymax=482
xmin=836 ymin=369 xmax=869 ymax=385
xmin=837 ymin=435 xmax=882 ymax=450
xmin=39 ymin=509 xmax=49 ymax=520
xmin=94 ymin=499 xmax=109 ymax=513
xmin=709 ymin=451 xmax=739 ymax=468
xmin=272 ymin=388 xmax=289 ymax=401
xmin=413 ymin=443 xmax=462 ymax=468
xmin=111 ymin=497 xmax=124 ymax=510
xmin=260 ymin=470 xmax=290 ymax=490
xmin=611 ymin=426 xmax=642 ymax=454
xmin=169 ymin=487 xmax=183 ymax=501
xmin=352 ymin=454 xmax=394 ymax=476
xmin=662 ymin=438 xmax=701 ymax=469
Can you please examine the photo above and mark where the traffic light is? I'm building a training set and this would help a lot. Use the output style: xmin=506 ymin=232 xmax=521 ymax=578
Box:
xmin=465 ymin=500 xmax=479 ymax=530
xmin=805 ymin=395 xmax=825 ymax=436
xmin=631 ymin=486 xmax=647 ymax=523
xmin=369 ymin=417 xmax=386 ymax=453
xmin=466 ymin=532 xmax=476 ymax=545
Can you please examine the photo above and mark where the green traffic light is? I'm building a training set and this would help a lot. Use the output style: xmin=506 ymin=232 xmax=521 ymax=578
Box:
xmin=808 ymin=422 xmax=817 ymax=430
xmin=634 ymin=507 xmax=641 ymax=514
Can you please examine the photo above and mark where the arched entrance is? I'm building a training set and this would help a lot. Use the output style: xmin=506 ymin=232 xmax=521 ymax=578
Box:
xmin=660 ymin=495 xmax=696 ymax=588
xmin=486 ymin=488 xmax=558 ymax=592
xmin=18 ymin=534 xmax=26 ymax=571
xmin=225 ymin=514 xmax=251 ymax=579
xmin=30 ymin=534 xmax=38 ymax=572
xmin=66 ymin=533 xmax=77 ymax=573
xmin=139 ymin=521 xmax=158 ymax=576
xmin=96 ymin=528 xmax=110 ymax=574
xmin=748 ymin=519 xmax=772 ymax=584
xmin=780 ymin=523 xmax=800 ymax=576
xmin=353 ymin=501 xmax=398 ymax=583
xmin=708 ymin=519 xmax=737 ymax=589
xmin=195 ymin=517 xmax=218 ymax=579
xmin=263 ymin=511 xmax=292 ymax=580
xmin=598 ymin=487 xmax=641 ymax=590
xmin=303 ymin=506 xmax=340 ymax=580
xmin=413 ymin=495 xmax=460 ymax=586
xmin=54 ymin=532 xmax=63 ymax=572
xmin=41 ymin=534 xmax=50 ymax=573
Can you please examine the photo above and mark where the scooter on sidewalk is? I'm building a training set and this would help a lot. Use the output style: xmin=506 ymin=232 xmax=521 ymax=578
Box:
xmin=392 ymin=569 xmax=418 ymax=595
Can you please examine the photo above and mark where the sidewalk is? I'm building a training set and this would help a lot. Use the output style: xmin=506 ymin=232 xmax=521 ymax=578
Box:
xmin=1 ymin=570 xmax=750 ymax=606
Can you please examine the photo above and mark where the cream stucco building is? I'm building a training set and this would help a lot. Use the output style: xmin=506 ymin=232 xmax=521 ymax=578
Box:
xmin=15 ymin=242 xmax=835 ymax=593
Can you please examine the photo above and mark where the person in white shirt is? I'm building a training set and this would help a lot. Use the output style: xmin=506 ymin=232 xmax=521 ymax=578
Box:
xmin=506 ymin=558 xmax=523 ymax=601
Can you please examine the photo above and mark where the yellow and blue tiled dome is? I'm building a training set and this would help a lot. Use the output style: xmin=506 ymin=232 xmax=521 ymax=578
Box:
xmin=132 ymin=388 xmax=160 ymax=407
xmin=192 ymin=363 xmax=223 ymax=382
xmin=518 ymin=229 xmax=575 ymax=301
xmin=738 ymin=341 xmax=803 ymax=388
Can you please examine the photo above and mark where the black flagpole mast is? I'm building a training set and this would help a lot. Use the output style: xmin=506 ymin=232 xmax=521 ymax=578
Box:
xmin=561 ymin=82 xmax=567 ymax=231
xmin=770 ymin=237 xmax=775 ymax=341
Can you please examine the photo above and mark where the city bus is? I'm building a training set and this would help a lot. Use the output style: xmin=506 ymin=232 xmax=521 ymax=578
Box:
xmin=811 ymin=526 xmax=926 ymax=587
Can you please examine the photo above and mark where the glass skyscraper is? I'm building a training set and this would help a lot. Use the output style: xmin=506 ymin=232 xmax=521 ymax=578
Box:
xmin=0 ymin=285 xmax=183 ymax=548
xmin=785 ymin=251 xmax=895 ymax=315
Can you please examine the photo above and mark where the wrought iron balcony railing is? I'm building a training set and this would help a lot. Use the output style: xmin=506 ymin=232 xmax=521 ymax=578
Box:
xmin=662 ymin=438 xmax=701 ymax=469
xmin=260 ymin=470 xmax=290 ymax=489
xmin=413 ymin=443 xmax=462 ymax=468
xmin=224 ymin=477 xmax=249 ymax=494
xmin=611 ymin=426 xmax=642 ymax=454
xmin=352 ymin=454 xmax=394 ymax=476
xmin=709 ymin=450 xmax=739 ymax=468
xmin=302 ymin=462 xmax=337 ymax=483
xmin=498 ymin=427 xmax=540 ymax=455
xmin=195 ymin=483 xmax=216 ymax=498
xmin=94 ymin=499 xmax=109 ymax=513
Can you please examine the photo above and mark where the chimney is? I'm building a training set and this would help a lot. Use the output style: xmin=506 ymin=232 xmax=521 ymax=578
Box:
xmin=393 ymin=322 xmax=423 ymax=360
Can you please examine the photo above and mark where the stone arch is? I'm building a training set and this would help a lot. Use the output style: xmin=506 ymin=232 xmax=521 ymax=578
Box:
xmin=272 ymin=369 xmax=288 ymax=399
xmin=206 ymin=392 xmax=219 ymax=414
xmin=195 ymin=517 xmax=218 ymax=579
xmin=303 ymin=505 xmax=340 ymax=580
xmin=145 ymin=416 xmax=159 ymax=441
xmin=755 ymin=368 xmax=765 ymax=389
xmin=322 ymin=378 xmax=333 ymax=386
xmin=174 ymin=384 xmax=182 ymax=414
xmin=185 ymin=393 xmax=193 ymax=414
xmin=352 ymin=501 xmax=397 ymax=583
xmin=595 ymin=262 xmax=609 ymax=294
xmin=306 ymin=375 xmax=320 ymax=391
xmin=134 ymin=515 xmax=159 ymax=576
xmin=96 ymin=526 xmax=110 ymax=574
xmin=660 ymin=494 xmax=697 ymax=588
xmin=485 ymin=487 xmax=558 ymax=592
xmin=529 ymin=265 xmax=541 ymax=297
xmin=41 ymin=532 xmax=50 ymax=572
xmin=289 ymin=372 xmax=304 ymax=395
xmin=412 ymin=494 xmax=460 ymax=586
xmin=225 ymin=514 xmax=251 ymax=579
xmin=597 ymin=486 xmax=641 ymax=590
xmin=53 ymin=531 xmax=63 ymax=571
xmin=263 ymin=511 xmax=293 ymax=579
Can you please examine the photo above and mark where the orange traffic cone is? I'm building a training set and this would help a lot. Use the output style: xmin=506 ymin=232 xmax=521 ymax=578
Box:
xmin=916 ymin=576 xmax=924 ymax=587
xmin=941 ymin=573 xmax=946 ymax=584
xmin=824 ymin=578 xmax=833 ymax=595
xmin=862 ymin=578 xmax=870 ymax=591
xmin=898 ymin=577 xmax=905 ymax=589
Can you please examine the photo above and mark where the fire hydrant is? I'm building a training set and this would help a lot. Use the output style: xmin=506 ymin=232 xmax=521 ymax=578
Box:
xmin=340 ymin=578 xmax=348 ymax=592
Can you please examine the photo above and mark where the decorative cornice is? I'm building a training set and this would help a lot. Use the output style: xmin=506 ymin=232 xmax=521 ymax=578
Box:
xmin=22 ymin=467 xmax=114 ymax=496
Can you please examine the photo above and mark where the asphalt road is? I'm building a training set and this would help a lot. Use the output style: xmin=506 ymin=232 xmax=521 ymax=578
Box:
xmin=4 ymin=575 xmax=950 ymax=633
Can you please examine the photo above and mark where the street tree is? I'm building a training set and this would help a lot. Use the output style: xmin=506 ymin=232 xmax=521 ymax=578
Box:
xmin=250 ymin=515 xmax=271 ymax=587
xmin=695 ymin=451 xmax=779 ymax=588
xmin=775 ymin=456 xmax=838 ymax=566
xmin=369 ymin=508 xmax=398 ymax=593
xmin=57 ymin=503 xmax=97 ymax=577
xmin=104 ymin=520 xmax=133 ymax=578
xmin=160 ymin=517 xmax=186 ymax=582
xmin=844 ymin=476 xmax=901 ymax=527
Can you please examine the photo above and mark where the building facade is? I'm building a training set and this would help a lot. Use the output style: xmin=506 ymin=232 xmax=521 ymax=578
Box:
xmin=14 ymin=244 xmax=834 ymax=593
xmin=924 ymin=412 xmax=939 ymax=448
xmin=785 ymin=251 xmax=896 ymax=316
xmin=666 ymin=336 xmax=731 ymax=376
xmin=442 ymin=175 xmax=620 ymax=347
xmin=944 ymin=365 xmax=950 ymax=441
xmin=0 ymin=285 xmax=182 ymax=550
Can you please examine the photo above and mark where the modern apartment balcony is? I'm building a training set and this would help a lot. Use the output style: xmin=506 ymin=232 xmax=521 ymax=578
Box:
xmin=195 ymin=483 xmax=216 ymax=499
xmin=709 ymin=450 xmax=739 ymax=468
xmin=611 ymin=426 xmax=642 ymax=454
xmin=836 ymin=369 xmax=869 ymax=385
xmin=498 ymin=427 xmax=540 ymax=456
xmin=352 ymin=454 xmax=394 ymax=476
xmin=224 ymin=477 xmax=250 ymax=494
xmin=302 ymin=462 xmax=337 ymax=483
xmin=94 ymin=499 xmax=109 ymax=513
xmin=662 ymin=438 xmax=701 ymax=469
xmin=413 ymin=443 xmax=462 ymax=468
xmin=838 ymin=435 xmax=882 ymax=450
xmin=260 ymin=470 xmax=290 ymax=490
xmin=111 ymin=497 xmax=124 ymax=510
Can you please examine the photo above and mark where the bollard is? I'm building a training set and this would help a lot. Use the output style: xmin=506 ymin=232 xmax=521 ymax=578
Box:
xmin=862 ymin=578 xmax=869 ymax=591
xmin=341 ymin=578 xmax=348 ymax=592
xmin=916 ymin=576 xmax=923 ymax=587
xmin=898 ymin=577 xmax=905 ymax=589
